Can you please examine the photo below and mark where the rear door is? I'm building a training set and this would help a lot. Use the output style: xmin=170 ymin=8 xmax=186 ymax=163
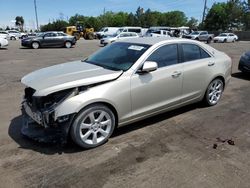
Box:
xmin=130 ymin=44 xmax=183 ymax=118
xmin=180 ymin=43 xmax=214 ymax=102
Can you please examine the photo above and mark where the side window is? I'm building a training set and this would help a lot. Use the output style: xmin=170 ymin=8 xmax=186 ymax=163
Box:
xmin=200 ymin=48 xmax=211 ymax=58
xmin=182 ymin=44 xmax=200 ymax=62
xmin=146 ymin=44 xmax=178 ymax=68
xmin=128 ymin=29 xmax=141 ymax=33
xmin=229 ymin=34 xmax=234 ymax=36
xmin=182 ymin=44 xmax=211 ymax=62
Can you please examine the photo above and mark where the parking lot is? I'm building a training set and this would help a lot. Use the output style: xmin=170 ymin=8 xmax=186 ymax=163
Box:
xmin=0 ymin=39 xmax=250 ymax=187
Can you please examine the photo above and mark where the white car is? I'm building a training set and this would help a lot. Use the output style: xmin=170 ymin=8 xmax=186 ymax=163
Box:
xmin=0 ymin=31 xmax=18 ymax=40
xmin=100 ymin=32 xmax=139 ymax=46
xmin=7 ymin=30 xmax=27 ymax=40
xmin=0 ymin=37 xmax=8 ymax=48
xmin=214 ymin=33 xmax=238 ymax=43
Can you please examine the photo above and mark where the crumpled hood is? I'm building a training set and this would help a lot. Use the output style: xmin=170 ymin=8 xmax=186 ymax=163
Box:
xmin=21 ymin=60 xmax=123 ymax=96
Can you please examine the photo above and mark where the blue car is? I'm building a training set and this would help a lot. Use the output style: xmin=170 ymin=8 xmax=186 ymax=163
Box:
xmin=239 ymin=51 xmax=250 ymax=73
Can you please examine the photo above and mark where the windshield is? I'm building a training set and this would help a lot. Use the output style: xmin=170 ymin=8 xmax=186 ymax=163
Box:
xmin=219 ymin=33 xmax=227 ymax=36
xmin=99 ymin=27 xmax=105 ymax=32
xmin=116 ymin=28 xmax=124 ymax=35
xmin=37 ymin=32 xmax=44 ymax=37
xmin=85 ymin=42 xmax=150 ymax=71
xmin=191 ymin=31 xmax=200 ymax=35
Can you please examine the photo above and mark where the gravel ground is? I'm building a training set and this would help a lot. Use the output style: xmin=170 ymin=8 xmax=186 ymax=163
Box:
xmin=0 ymin=39 xmax=250 ymax=188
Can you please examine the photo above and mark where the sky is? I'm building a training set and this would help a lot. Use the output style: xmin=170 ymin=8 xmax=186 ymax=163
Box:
xmin=0 ymin=0 xmax=227 ymax=30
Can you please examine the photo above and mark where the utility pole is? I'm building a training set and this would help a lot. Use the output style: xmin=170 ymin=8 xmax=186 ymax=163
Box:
xmin=202 ymin=0 xmax=207 ymax=24
xmin=34 ymin=0 xmax=39 ymax=30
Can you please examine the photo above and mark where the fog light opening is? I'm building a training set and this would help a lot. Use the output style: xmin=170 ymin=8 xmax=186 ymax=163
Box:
xmin=58 ymin=115 xmax=69 ymax=123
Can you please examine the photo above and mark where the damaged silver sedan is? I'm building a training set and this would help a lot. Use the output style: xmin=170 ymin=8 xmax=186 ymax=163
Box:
xmin=21 ymin=37 xmax=232 ymax=148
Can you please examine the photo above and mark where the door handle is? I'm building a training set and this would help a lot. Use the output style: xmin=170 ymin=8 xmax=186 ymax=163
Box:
xmin=208 ymin=62 xmax=215 ymax=66
xmin=172 ymin=71 xmax=182 ymax=78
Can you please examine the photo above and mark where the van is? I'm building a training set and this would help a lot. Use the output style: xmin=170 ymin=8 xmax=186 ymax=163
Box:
xmin=116 ymin=27 xmax=147 ymax=37
xmin=96 ymin=27 xmax=120 ymax=39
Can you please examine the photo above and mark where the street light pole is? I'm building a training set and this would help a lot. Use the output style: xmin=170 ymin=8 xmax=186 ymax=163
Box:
xmin=202 ymin=0 xmax=207 ymax=25
xmin=34 ymin=0 xmax=39 ymax=30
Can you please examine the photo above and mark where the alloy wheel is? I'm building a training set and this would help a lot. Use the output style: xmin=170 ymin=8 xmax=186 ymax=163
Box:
xmin=208 ymin=79 xmax=223 ymax=105
xmin=79 ymin=110 xmax=112 ymax=145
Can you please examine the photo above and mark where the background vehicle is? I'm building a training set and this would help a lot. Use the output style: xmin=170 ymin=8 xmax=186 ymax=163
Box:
xmin=0 ymin=37 xmax=8 ymax=48
xmin=239 ymin=51 xmax=250 ymax=73
xmin=0 ymin=31 xmax=18 ymax=40
xmin=64 ymin=22 xmax=95 ymax=40
xmin=150 ymin=30 xmax=171 ymax=37
xmin=21 ymin=37 xmax=232 ymax=149
xmin=7 ymin=30 xmax=27 ymax=39
xmin=145 ymin=27 xmax=171 ymax=37
xmin=214 ymin=33 xmax=238 ymax=43
xmin=184 ymin=31 xmax=214 ymax=43
xmin=116 ymin=27 xmax=147 ymax=37
xmin=100 ymin=32 xmax=139 ymax=45
xmin=21 ymin=31 xmax=76 ymax=49
xmin=96 ymin=27 xmax=120 ymax=39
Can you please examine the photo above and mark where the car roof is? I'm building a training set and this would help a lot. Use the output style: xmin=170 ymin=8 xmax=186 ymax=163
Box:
xmin=118 ymin=37 xmax=191 ymax=45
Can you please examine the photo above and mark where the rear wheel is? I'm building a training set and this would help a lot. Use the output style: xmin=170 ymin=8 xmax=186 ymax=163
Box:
xmin=87 ymin=33 xmax=94 ymax=40
xmin=10 ymin=36 xmax=16 ymax=40
xmin=73 ymin=33 xmax=81 ymax=40
xmin=65 ymin=41 xmax=72 ymax=48
xmin=31 ymin=42 xmax=39 ymax=49
xmin=204 ymin=79 xmax=224 ymax=106
xmin=70 ymin=104 xmax=116 ymax=149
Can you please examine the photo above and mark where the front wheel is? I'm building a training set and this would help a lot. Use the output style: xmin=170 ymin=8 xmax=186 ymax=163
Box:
xmin=65 ymin=41 xmax=72 ymax=48
xmin=10 ymin=36 xmax=16 ymax=40
xmin=70 ymin=104 xmax=116 ymax=149
xmin=31 ymin=42 xmax=40 ymax=49
xmin=204 ymin=79 xmax=224 ymax=106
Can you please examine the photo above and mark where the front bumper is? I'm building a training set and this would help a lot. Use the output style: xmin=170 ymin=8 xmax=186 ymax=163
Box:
xmin=21 ymin=103 xmax=75 ymax=144
xmin=239 ymin=58 xmax=250 ymax=73
xmin=21 ymin=40 xmax=31 ymax=47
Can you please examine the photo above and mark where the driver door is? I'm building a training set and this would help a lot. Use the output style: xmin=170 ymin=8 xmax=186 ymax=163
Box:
xmin=130 ymin=44 xmax=183 ymax=118
xmin=42 ymin=33 xmax=58 ymax=46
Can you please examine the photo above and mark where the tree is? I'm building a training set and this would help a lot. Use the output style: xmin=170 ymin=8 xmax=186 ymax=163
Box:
xmin=15 ymin=16 xmax=24 ymax=31
xmin=40 ymin=20 xmax=69 ymax=32
xmin=162 ymin=11 xmax=187 ymax=27
xmin=187 ymin=17 xmax=198 ymax=29
xmin=204 ymin=1 xmax=245 ymax=31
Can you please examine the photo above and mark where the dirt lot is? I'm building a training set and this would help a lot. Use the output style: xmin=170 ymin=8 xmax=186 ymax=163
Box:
xmin=0 ymin=39 xmax=250 ymax=188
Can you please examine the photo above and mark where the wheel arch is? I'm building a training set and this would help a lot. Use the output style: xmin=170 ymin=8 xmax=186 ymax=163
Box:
xmin=71 ymin=101 xmax=119 ymax=128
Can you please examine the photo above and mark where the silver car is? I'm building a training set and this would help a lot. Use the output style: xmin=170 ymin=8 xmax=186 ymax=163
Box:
xmin=21 ymin=37 xmax=232 ymax=148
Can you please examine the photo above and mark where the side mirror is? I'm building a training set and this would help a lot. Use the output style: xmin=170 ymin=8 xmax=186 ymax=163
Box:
xmin=140 ymin=61 xmax=158 ymax=73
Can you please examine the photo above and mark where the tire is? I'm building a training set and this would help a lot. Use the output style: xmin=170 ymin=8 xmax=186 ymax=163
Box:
xmin=10 ymin=36 xmax=16 ymax=40
xmin=87 ymin=33 xmax=94 ymax=40
xmin=65 ymin=41 xmax=72 ymax=48
xmin=204 ymin=78 xmax=224 ymax=106
xmin=70 ymin=104 xmax=116 ymax=149
xmin=233 ymin=39 xmax=236 ymax=43
xmin=206 ymin=38 xmax=212 ymax=44
xmin=73 ymin=33 xmax=81 ymax=40
xmin=223 ymin=39 xmax=227 ymax=43
xmin=31 ymin=42 xmax=39 ymax=49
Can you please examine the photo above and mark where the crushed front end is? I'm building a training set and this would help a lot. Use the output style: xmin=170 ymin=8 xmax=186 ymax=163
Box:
xmin=21 ymin=87 xmax=76 ymax=144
